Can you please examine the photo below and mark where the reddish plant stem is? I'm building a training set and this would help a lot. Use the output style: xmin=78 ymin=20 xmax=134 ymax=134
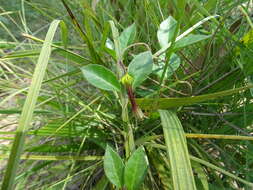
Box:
xmin=126 ymin=85 xmax=138 ymax=113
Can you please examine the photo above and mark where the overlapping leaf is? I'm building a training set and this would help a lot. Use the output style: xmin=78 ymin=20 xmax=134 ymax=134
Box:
xmin=81 ymin=64 xmax=121 ymax=91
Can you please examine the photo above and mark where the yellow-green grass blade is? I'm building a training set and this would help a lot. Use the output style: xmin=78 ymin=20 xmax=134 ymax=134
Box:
xmin=1 ymin=20 xmax=60 ymax=190
xmin=159 ymin=110 xmax=197 ymax=190
xmin=0 ymin=154 xmax=102 ymax=161
xmin=136 ymin=134 xmax=253 ymax=145
xmin=1 ymin=49 xmax=41 ymax=60
xmin=137 ymin=84 xmax=253 ymax=110
xmin=0 ymin=109 xmax=52 ymax=114
xmin=4 ymin=130 xmax=253 ymax=141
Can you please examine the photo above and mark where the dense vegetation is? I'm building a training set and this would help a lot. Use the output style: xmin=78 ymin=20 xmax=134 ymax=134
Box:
xmin=1 ymin=0 xmax=253 ymax=189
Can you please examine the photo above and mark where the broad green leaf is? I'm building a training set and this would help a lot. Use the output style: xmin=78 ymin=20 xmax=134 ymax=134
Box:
xmin=124 ymin=146 xmax=149 ymax=190
xmin=119 ymin=23 xmax=136 ymax=51
xmin=153 ymin=53 xmax=180 ymax=78
xmin=128 ymin=51 xmax=153 ymax=89
xmin=174 ymin=34 xmax=211 ymax=49
xmin=159 ymin=110 xmax=196 ymax=190
xmin=1 ymin=20 xmax=60 ymax=190
xmin=104 ymin=146 xmax=124 ymax=188
xmin=154 ymin=15 xmax=218 ymax=57
xmin=81 ymin=64 xmax=121 ymax=91
xmin=157 ymin=16 xmax=177 ymax=48
xmin=136 ymin=84 xmax=253 ymax=110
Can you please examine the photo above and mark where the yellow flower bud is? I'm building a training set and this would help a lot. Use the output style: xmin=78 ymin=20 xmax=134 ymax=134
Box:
xmin=120 ymin=73 xmax=134 ymax=86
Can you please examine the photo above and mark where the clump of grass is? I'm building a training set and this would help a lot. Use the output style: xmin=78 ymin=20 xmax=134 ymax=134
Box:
xmin=1 ymin=0 xmax=253 ymax=189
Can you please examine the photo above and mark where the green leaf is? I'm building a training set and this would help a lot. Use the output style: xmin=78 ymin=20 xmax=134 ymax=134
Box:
xmin=157 ymin=16 xmax=177 ymax=48
xmin=119 ymin=23 xmax=136 ymax=51
xmin=153 ymin=53 xmax=180 ymax=78
xmin=60 ymin=20 xmax=68 ymax=48
xmin=104 ymin=146 xmax=124 ymax=188
xmin=1 ymin=20 xmax=60 ymax=190
xmin=174 ymin=34 xmax=211 ymax=49
xmin=81 ymin=64 xmax=121 ymax=91
xmin=124 ymin=146 xmax=149 ymax=190
xmin=159 ymin=110 xmax=196 ymax=190
xmin=128 ymin=51 xmax=153 ymax=89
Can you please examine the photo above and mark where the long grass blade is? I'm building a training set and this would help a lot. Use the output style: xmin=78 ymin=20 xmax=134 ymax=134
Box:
xmin=159 ymin=110 xmax=196 ymax=190
xmin=1 ymin=20 xmax=60 ymax=190
xmin=0 ymin=154 xmax=102 ymax=161
xmin=137 ymin=84 xmax=253 ymax=110
xmin=136 ymin=134 xmax=253 ymax=145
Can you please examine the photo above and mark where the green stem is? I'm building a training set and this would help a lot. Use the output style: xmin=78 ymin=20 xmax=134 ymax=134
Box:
xmin=109 ymin=20 xmax=135 ymax=157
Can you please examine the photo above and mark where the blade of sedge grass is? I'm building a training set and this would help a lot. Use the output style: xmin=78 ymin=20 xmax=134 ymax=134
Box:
xmin=1 ymin=20 xmax=60 ymax=190
xmin=3 ymin=129 xmax=253 ymax=141
xmin=136 ymin=134 xmax=253 ymax=145
xmin=1 ymin=49 xmax=41 ymax=59
xmin=0 ymin=154 xmax=102 ymax=161
xmin=159 ymin=110 xmax=196 ymax=190
xmin=137 ymin=84 xmax=253 ymax=110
